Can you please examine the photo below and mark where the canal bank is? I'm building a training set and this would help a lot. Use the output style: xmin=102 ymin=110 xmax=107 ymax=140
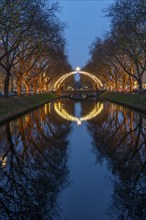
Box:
xmin=1 ymin=92 xmax=146 ymax=126
xmin=0 ymin=93 xmax=58 ymax=125
xmin=101 ymin=92 xmax=146 ymax=114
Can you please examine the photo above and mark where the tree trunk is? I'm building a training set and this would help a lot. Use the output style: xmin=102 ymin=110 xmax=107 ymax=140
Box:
xmin=46 ymin=83 xmax=49 ymax=92
xmin=42 ymin=83 xmax=45 ymax=93
xmin=4 ymin=72 xmax=10 ymax=98
xmin=139 ymin=78 xmax=143 ymax=94
xmin=25 ymin=84 xmax=30 ymax=95
xmin=115 ymin=79 xmax=119 ymax=91
xmin=33 ymin=81 xmax=37 ymax=94
xmin=108 ymin=81 xmax=111 ymax=91
xmin=122 ymin=77 xmax=125 ymax=92
xmin=38 ymin=85 xmax=41 ymax=93
xmin=17 ymin=79 xmax=22 ymax=96
xmin=130 ymin=76 xmax=133 ymax=93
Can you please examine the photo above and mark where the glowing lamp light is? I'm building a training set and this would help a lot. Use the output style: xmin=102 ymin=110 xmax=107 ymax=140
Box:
xmin=77 ymin=120 xmax=82 ymax=126
xmin=76 ymin=67 xmax=81 ymax=72
xmin=0 ymin=156 xmax=7 ymax=168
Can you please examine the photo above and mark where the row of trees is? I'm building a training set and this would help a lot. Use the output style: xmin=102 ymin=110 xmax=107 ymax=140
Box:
xmin=84 ymin=0 xmax=146 ymax=93
xmin=0 ymin=0 xmax=71 ymax=98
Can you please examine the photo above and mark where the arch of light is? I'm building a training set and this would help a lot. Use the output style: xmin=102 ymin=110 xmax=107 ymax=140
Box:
xmin=53 ymin=69 xmax=103 ymax=89
xmin=54 ymin=102 xmax=104 ymax=125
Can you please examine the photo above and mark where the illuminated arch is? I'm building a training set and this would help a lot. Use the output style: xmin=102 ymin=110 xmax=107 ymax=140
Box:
xmin=54 ymin=102 xmax=103 ymax=125
xmin=53 ymin=71 xmax=103 ymax=89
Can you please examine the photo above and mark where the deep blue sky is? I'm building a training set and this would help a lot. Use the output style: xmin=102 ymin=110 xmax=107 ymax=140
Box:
xmin=59 ymin=0 xmax=115 ymax=69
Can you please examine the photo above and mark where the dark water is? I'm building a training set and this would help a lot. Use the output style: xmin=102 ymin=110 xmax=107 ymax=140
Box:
xmin=0 ymin=99 xmax=146 ymax=220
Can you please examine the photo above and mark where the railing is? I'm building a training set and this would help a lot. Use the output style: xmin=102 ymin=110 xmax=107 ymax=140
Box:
xmin=55 ymin=90 xmax=104 ymax=97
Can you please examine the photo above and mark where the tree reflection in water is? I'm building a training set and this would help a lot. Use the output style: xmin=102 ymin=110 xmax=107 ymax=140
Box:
xmin=0 ymin=100 xmax=146 ymax=220
xmin=0 ymin=104 xmax=72 ymax=219
xmin=87 ymin=102 xmax=146 ymax=220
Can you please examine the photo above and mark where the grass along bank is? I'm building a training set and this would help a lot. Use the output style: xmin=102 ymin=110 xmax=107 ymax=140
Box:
xmin=0 ymin=93 xmax=57 ymax=125
xmin=101 ymin=92 xmax=146 ymax=114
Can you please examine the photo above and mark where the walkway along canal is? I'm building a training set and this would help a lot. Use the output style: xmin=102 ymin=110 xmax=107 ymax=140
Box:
xmin=0 ymin=98 xmax=146 ymax=220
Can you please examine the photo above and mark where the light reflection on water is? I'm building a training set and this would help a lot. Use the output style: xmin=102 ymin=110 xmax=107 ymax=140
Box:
xmin=54 ymin=101 xmax=104 ymax=126
xmin=0 ymin=99 xmax=146 ymax=220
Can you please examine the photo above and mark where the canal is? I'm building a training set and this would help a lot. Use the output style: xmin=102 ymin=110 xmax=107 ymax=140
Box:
xmin=0 ymin=99 xmax=146 ymax=220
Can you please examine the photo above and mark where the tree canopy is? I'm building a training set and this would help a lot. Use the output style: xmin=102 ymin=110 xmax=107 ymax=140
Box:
xmin=84 ymin=0 xmax=146 ymax=93
xmin=0 ymin=0 xmax=72 ymax=97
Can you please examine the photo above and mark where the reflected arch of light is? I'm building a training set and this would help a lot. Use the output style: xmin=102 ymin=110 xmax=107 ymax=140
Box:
xmin=54 ymin=102 xmax=104 ymax=125
xmin=53 ymin=71 xmax=103 ymax=89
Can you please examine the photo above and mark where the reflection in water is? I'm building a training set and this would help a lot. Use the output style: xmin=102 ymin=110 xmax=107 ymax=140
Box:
xmin=0 ymin=99 xmax=146 ymax=219
xmin=54 ymin=100 xmax=103 ymax=125
xmin=87 ymin=102 xmax=146 ymax=219
xmin=0 ymin=104 xmax=71 ymax=219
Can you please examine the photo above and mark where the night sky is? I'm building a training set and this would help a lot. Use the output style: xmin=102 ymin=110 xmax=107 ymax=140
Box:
xmin=59 ymin=0 xmax=115 ymax=69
